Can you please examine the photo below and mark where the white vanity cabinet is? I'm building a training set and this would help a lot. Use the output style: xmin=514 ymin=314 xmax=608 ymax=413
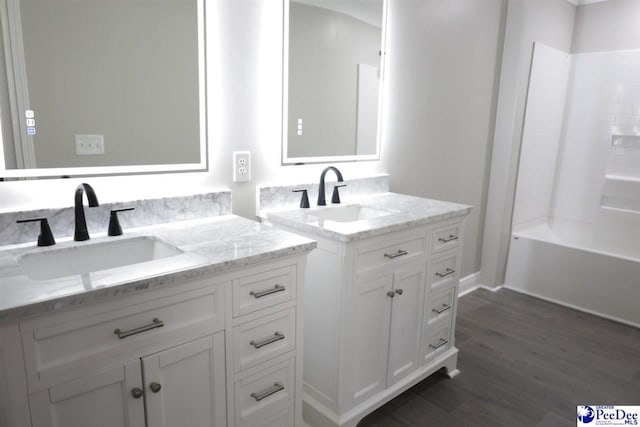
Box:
xmin=0 ymin=255 xmax=308 ymax=427
xmin=280 ymin=218 xmax=465 ymax=427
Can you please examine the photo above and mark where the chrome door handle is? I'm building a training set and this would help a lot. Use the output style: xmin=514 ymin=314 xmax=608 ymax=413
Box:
xmin=384 ymin=249 xmax=408 ymax=259
xmin=149 ymin=382 xmax=162 ymax=393
xmin=131 ymin=387 xmax=143 ymax=399
xmin=250 ymin=332 xmax=285 ymax=349
xmin=432 ymin=303 xmax=452 ymax=314
xmin=387 ymin=291 xmax=395 ymax=298
xmin=429 ymin=338 xmax=448 ymax=350
xmin=250 ymin=284 xmax=285 ymax=299
xmin=438 ymin=235 xmax=458 ymax=243
xmin=435 ymin=268 xmax=455 ymax=278
xmin=114 ymin=318 xmax=164 ymax=339
xmin=395 ymin=289 xmax=403 ymax=295
xmin=251 ymin=382 xmax=284 ymax=402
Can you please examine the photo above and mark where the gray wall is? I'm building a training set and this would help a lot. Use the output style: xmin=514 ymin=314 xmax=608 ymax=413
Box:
xmin=572 ymin=0 xmax=640 ymax=53
xmin=481 ymin=0 xmax=576 ymax=287
xmin=381 ymin=0 xmax=507 ymax=277
xmin=288 ymin=2 xmax=380 ymax=158
xmin=21 ymin=0 xmax=199 ymax=168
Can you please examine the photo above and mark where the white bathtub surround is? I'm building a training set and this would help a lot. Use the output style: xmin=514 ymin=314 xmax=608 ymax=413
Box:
xmin=508 ymin=45 xmax=640 ymax=327
xmin=505 ymin=223 xmax=640 ymax=328
xmin=1 ymin=191 xmax=231 ymax=246
xmin=552 ymin=49 xmax=640 ymax=225
xmin=0 ymin=215 xmax=315 ymax=322
xmin=512 ymin=43 xmax=570 ymax=230
xmin=256 ymin=173 xmax=390 ymax=216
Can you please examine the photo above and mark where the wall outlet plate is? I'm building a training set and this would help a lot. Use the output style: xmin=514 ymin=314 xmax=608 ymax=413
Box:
xmin=75 ymin=134 xmax=104 ymax=155
xmin=233 ymin=151 xmax=251 ymax=182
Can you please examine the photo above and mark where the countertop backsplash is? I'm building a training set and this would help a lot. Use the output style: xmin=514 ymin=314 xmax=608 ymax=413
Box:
xmin=256 ymin=174 xmax=390 ymax=215
xmin=0 ymin=191 xmax=231 ymax=246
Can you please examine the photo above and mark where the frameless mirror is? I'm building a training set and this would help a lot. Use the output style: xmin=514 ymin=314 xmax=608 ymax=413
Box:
xmin=282 ymin=0 xmax=387 ymax=164
xmin=0 ymin=0 xmax=206 ymax=179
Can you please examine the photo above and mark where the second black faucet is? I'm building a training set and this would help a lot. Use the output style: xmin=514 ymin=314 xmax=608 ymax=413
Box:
xmin=74 ymin=183 xmax=99 ymax=241
xmin=317 ymin=166 xmax=344 ymax=206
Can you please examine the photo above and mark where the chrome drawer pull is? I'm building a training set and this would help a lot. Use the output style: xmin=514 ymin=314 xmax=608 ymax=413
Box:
xmin=435 ymin=268 xmax=455 ymax=278
xmin=387 ymin=291 xmax=396 ymax=298
xmin=384 ymin=249 xmax=408 ymax=259
xmin=438 ymin=235 xmax=458 ymax=243
xmin=251 ymin=382 xmax=285 ymax=402
xmin=432 ymin=303 xmax=452 ymax=314
xmin=250 ymin=284 xmax=285 ymax=299
xmin=114 ymin=318 xmax=164 ymax=339
xmin=250 ymin=331 xmax=285 ymax=349
xmin=429 ymin=338 xmax=448 ymax=350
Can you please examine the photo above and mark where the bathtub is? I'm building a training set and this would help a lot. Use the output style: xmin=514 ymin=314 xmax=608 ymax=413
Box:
xmin=504 ymin=216 xmax=640 ymax=328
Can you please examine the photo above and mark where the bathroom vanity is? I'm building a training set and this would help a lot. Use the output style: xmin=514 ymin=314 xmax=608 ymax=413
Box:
xmin=0 ymin=214 xmax=315 ymax=427
xmin=259 ymin=187 xmax=471 ymax=427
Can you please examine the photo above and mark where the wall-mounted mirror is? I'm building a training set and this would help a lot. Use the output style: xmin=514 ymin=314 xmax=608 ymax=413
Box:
xmin=282 ymin=0 xmax=387 ymax=165
xmin=0 ymin=0 xmax=206 ymax=179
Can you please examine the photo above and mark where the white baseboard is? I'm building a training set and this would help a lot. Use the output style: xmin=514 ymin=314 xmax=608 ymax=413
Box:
xmin=458 ymin=272 xmax=480 ymax=296
xmin=458 ymin=271 xmax=503 ymax=297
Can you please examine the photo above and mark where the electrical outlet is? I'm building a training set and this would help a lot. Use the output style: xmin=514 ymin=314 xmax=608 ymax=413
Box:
xmin=75 ymin=135 xmax=104 ymax=155
xmin=233 ymin=151 xmax=251 ymax=182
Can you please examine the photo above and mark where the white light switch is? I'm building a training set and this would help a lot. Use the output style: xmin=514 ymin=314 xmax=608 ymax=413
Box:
xmin=75 ymin=134 xmax=104 ymax=155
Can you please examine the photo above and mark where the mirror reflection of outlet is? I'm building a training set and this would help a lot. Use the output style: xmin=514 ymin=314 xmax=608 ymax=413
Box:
xmin=233 ymin=151 xmax=251 ymax=182
xmin=75 ymin=135 xmax=104 ymax=155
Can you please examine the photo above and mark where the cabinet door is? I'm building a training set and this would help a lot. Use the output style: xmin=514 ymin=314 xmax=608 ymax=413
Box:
xmin=143 ymin=333 xmax=226 ymax=427
xmin=387 ymin=264 xmax=426 ymax=386
xmin=29 ymin=361 xmax=144 ymax=427
xmin=350 ymin=275 xmax=393 ymax=406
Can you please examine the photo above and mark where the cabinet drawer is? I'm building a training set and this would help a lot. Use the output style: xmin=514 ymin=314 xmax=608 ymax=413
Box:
xmin=355 ymin=235 xmax=426 ymax=278
xmin=432 ymin=222 xmax=462 ymax=254
xmin=22 ymin=284 xmax=224 ymax=387
xmin=233 ymin=308 xmax=296 ymax=373
xmin=233 ymin=266 xmax=296 ymax=317
xmin=425 ymin=288 xmax=456 ymax=325
xmin=422 ymin=320 xmax=452 ymax=363
xmin=234 ymin=357 xmax=295 ymax=425
xmin=241 ymin=402 xmax=294 ymax=427
xmin=428 ymin=251 xmax=460 ymax=291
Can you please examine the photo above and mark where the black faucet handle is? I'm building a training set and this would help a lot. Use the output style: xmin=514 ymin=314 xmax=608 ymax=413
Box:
xmin=292 ymin=189 xmax=310 ymax=209
xmin=17 ymin=217 xmax=56 ymax=247
xmin=331 ymin=184 xmax=347 ymax=204
xmin=108 ymin=207 xmax=135 ymax=236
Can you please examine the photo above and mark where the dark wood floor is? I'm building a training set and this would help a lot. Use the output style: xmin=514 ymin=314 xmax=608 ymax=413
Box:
xmin=358 ymin=288 xmax=640 ymax=427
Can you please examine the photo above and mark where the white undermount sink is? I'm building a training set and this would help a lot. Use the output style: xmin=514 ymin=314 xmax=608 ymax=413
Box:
xmin=18 ymin=236 xmax=183 ymax=281
xmin=305 ymin=204 xmax=396 ymax=223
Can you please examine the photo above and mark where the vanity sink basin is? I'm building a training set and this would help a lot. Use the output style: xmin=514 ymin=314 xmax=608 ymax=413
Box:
xmin=18 ymin=236 xmax=183 ymax=281
xmin=306 ymin=204 xmax=396 ymax=223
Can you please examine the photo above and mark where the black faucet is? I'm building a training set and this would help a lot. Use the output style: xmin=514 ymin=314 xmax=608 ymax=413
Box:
xmin=317 ymin=166 xmax=344 ymax=206
xmin=74 ymin=183 xmax=99 ymax=241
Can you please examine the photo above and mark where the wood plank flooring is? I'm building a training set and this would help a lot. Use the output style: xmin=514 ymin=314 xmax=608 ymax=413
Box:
xmin=358 ymin=288 xmax=640 ymax=427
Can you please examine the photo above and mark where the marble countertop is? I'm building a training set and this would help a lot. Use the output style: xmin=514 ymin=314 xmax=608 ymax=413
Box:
xmin=261 ymin=192 xmax=471 ymax=242
xmin=0 ymin=215 xmax=316 ymax=323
